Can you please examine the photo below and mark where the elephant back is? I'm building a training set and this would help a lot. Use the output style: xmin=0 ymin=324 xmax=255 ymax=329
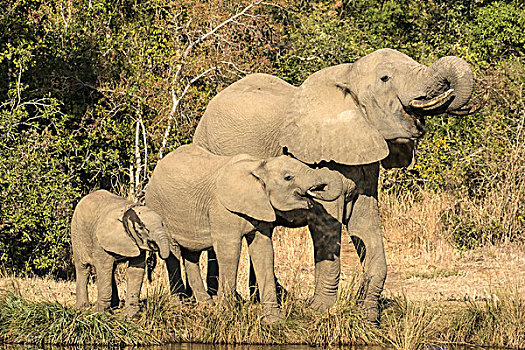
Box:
xmin=145 ymin=145 xmax=227 ymax=250
xmin=193 ymin=73 xmax=295 ymax=158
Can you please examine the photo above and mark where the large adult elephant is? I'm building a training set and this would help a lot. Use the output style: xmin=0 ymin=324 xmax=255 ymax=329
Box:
xmin=189 ymin=48 xmax=476 ymax=321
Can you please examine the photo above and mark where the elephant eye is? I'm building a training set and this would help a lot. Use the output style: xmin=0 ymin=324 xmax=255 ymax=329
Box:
xmin=284 ymin=174 xmax=294 ymax=181
xmin=380 ymin=75 xmax=390 ymax=82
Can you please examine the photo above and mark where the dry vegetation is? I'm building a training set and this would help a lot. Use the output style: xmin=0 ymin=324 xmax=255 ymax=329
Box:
xmin=1 ymin=187 xmax=524 ymax=348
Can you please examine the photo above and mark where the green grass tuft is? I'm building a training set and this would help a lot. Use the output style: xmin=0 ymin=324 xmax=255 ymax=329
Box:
xmin=0 ymin=291 xmax=159 ymax=346
xmin=0 ymin=285 xmax=523 ymax=348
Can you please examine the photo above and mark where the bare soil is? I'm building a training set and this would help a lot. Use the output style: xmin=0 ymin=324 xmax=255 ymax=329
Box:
xmin=1 ymin=216 xmax=524 ymax=306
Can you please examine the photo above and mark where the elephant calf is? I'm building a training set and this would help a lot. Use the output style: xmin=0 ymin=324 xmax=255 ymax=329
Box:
xmin=71 ymin=190 xmax=172 ymax=318
xmin=145 ymin=144 xmax=354 ymax=324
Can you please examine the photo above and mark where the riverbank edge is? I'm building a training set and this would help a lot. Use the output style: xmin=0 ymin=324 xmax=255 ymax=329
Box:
xmin=0 ymin=283 xmax=523 ymax=349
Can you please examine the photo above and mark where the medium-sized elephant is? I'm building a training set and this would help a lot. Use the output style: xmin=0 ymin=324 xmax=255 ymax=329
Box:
xmin=71 ymin=189 xmax=172 ymax=318
xmin=145 ymin=144 xmax=355 ymax=324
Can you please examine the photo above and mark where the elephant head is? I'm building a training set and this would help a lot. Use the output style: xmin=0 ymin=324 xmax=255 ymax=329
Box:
xmin=97 ymin=206 xmax=171 ymax=259
xmin=216 ymin=155 xmax=343 ymax=222
xmin=281 ymin=48 xmax=476 ymax=166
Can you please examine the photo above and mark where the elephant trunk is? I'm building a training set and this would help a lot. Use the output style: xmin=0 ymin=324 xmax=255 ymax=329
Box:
xmin=150 ymin=228 xmax=171 ymax=260
xmin=305 ymin=168 xmax=343 ymax=201
xmin=411 ymin=56 xmax=474 ymax=113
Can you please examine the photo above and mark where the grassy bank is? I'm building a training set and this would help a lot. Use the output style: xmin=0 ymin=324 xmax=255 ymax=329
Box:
xmin=0 ymin=281 xmax=523 ymax=349
xmin=0 ymin=186 xmax=524 ymax=348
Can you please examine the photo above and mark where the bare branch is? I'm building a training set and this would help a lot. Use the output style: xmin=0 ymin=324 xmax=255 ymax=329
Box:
xmin=158 ymin=92 xmax=180 ymax=159
xmin=159 ymin=1 xmax=263 ymax=159
xmin=173 ymin=0 xmax=261 ymax=86
xmin=183 ymin=1 xmax=262 ymax=60
xmin=179 ymin=67 xmax=217 ymax=102
xmin=140 ymin=118 xmax=148 ymax=183
xmin=159 ymin=67 xmax=217 ymax=158
xmin=134 ymin=118 xmax=141 ymax=200
xmin=129 ymin=163 xmax=134 ymax=199
xmin=11 ymin=63 xmax=23 ymax=113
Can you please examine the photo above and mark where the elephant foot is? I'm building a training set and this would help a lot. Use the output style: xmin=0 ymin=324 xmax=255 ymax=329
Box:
xmin=124 ymin=305 xmax=140 ymax=320
xmin=75 ymin=301 xmax=91 ymax=309
xmin=362 ymin=301 xmax=380 ymax=324
xmin=200 ymin=296 xmax=216 ymax=306
xmin=261 ymin=305 xmax=284 ymax=326
xmin=95 ymin=302 xmax=111 ymax=313
xmin=308 ymin=294 xmax=336 ymax=311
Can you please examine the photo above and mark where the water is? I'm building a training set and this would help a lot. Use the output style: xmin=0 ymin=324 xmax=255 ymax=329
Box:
xmin=0 ymin=344 xmax=498 ymax=350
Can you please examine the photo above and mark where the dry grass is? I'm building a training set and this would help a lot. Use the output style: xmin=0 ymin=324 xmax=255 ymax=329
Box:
xmin=1 ymin=278 xmax=524 ymax=348
xmin=379 ymin=188 xmax=525 ymax=303
xmin=381 ymin=297 xmax=440 ymax=350
xmin=0 ymin=275 xmax=381 ymax=346
xmin=1 ymin=183 xmax=524 ymax=348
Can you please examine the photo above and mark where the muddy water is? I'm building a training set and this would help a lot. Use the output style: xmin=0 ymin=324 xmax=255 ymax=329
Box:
xmin=152 ymin=344 xmax=493 ymax=350
xmin=0 ymin=344 xmax=498 ymax=350
xmin=154 ymin=345 xmax=385 ymax=350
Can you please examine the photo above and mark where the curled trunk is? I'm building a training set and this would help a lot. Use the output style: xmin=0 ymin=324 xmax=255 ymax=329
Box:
xmin=415 ymin=56 xmax=474 ymax=113
xmin=307 ymin=168 xmax=343 ymax=201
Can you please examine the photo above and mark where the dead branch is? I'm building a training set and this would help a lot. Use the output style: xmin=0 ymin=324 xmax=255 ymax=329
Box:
xmin=134 ymin=117 xmax=141 ymax=199
xmin=140 ymin=117 xmax=148 ymax=182
xmin=158 ymin=0 xmax=263 ymax=159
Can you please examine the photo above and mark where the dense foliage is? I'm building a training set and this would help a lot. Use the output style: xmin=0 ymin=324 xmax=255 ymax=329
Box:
xmin=1 ymin=0 xmax=523 ymax=275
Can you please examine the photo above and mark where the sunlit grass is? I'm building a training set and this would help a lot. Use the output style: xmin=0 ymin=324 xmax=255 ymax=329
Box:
xmin=0 ymin=280 xmax=523 ymax=348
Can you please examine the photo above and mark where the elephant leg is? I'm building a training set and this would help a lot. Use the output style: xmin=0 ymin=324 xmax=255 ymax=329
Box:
xmin=249 ymin=257 xmax=288 ymax=305
xmin=246 ymin=225 xmax=283 ymax=324
xmin=93 ymin=256 xmax=115 ymax=313
xmin=75 ymin=263 xmax=90 ymax=309
xmin=248 ymin=258 xmax=259 ymax=302
xmin=347 ymin=193 xmax=387 ymax=323
xmin=182 ymin=249 xmax=214 ymax=304
xmin=125 ymin=252 xmax=146 ymax=318
xmin=212 ymin=236 xmax=241 ymax=302
xmin=165 ymin=252 xmax=187 ymax=298
xmin=206 ymin=249 xmax=219 ymax=297
xmin=111 ymin=263 xmax=120 ymax=308
xmin=307 ymin=197 xmax=344 ymax=311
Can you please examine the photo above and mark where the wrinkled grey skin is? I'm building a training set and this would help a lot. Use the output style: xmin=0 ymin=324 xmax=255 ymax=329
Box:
xmin=193 ymin=48 xmax=475 ymax=321
xmin=71 ymin=190 xmax=171 ymax=318
xmin=145 ymin=144 xmax=354 ymax=324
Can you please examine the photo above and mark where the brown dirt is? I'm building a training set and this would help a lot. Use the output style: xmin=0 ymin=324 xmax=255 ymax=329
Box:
xmin=271 ymin=226 xmax=525 ymax=303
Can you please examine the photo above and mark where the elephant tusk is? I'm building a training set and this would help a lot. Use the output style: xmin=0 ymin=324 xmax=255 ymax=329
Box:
xmin=409 ymin=89 xmax=454 ymax=109
xmin=306 ymin=189 xmax=317 ymax=198
xmin=448 ymin=91 xmax=490 ymax=116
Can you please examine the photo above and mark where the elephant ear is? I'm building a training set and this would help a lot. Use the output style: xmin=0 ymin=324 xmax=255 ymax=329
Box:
xmin=279 ymin=104 xmax=389 ymax=165
xmin=216 ymin=155 xmax=276 ymax=222
xmin=96 ymin=207 xmax=141 ymax=257
xmin=381 ymin=141 xmax=415 ymax=169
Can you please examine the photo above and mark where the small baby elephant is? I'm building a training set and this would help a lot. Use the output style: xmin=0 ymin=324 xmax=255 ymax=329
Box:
xmin=71 ymin=190 xmax=172 ymax=318
xmin=145 ymin=144 xmax=354 ymax=324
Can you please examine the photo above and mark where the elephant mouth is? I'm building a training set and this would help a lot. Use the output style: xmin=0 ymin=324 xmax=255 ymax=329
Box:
xmin=295 ymin=184 xmax=327 ymax=205
xmin=290 ymin=187 xmax=321 ymax=210
xmin=400 ymin=105 xmax=426 ymax=138
xmin=409 ymin=89 xmax=455 ymax=112
xmin=305 ymin=184 xmax=327 ymax=198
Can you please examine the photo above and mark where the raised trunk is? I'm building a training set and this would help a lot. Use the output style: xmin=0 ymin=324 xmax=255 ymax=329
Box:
xmin=306 ymin=168 xmax=343 ymax=201
xmin=423 ymin=56 xmax=474 ymax=112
